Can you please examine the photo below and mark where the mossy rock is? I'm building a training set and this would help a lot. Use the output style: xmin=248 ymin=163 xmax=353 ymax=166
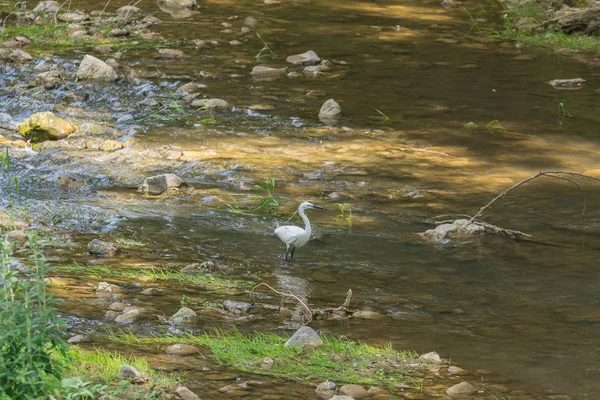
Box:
xmin=18 ymin=112 xmax=75 ymax=142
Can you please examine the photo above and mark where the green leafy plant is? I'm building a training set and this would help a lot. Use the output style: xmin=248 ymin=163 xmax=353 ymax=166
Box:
xmin=464 ymin=121 xmax=478 ymax=129
xmin=199 ymin=105 xmax=216 ymax=124
xmin=252 ymin=178 xmax=279 ymax=212
xmin=0 ymin=146 xmax=20 ymax=206
xmin=61 ymin=376 xmax=107 ymax=400
xmin=486 ymin=118 xmax=503 ymax=133
xmin=0 ymin=234 xmax=70 ymax=399
xmin=255 ymin=32 xmax=276 ymax=59
xmin=336 ymin=203 xmax=353 ymax=230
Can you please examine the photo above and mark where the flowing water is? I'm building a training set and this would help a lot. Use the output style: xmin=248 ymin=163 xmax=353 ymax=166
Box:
xmin=2 ymin=0 xmax=600 ymax=398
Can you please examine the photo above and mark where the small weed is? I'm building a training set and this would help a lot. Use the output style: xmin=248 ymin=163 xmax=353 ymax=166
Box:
xmin=336 ymin=203 xmax=353 ymax=231
xmin=556 ymin=98 xmax=572 ymax=126
xmin=374 ymin=108 xmax=390 ymax=121
xmin=464 ymin=121 xmax=478 ymax=129
xmin=199 ymin=105 xmax=216 ymax=124
xmin=0 ymin=146 xmax=20 ymax=206
xmin=252 ymin=178 xmax=279 ymax=212
xmin=255 ymin=32 xmax=276 ymax=59
xmin=486 ymin=118 xmax=503 ymax=133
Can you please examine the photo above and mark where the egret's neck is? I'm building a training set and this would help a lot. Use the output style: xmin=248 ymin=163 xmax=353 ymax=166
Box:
xmin=299 ymin=207 xmax=311 ymax=235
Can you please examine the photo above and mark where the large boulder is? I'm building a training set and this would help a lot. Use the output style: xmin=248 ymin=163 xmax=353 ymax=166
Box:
xmin=318 ymin=99 xmax=341 ymax=122
xmin=159 ymin=0 xmax=197 ymax=8
xmin=141 ymin=173 xmax=185 ymax=195
xmin=77 ymin=55 xmax=118 ymax=82
xmin=18 ymin=112 xmax=74 ymax=142
xmin=284 ymin=326 xmax=323 ymax=350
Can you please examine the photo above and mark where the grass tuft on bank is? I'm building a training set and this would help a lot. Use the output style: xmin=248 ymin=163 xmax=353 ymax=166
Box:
xmin=107 ymin=330 xmax=422 ymax=389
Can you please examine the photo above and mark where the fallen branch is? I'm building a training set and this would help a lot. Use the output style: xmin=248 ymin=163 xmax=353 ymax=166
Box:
xmin=250 ymin=282 xmax=313 ymax=325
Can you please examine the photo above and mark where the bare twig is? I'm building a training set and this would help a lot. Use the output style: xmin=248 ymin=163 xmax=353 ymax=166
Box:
xmin=250 ymin=282 xmax=313 ymax=325
xmin=470 ymin=170 xmax=599 ymax=222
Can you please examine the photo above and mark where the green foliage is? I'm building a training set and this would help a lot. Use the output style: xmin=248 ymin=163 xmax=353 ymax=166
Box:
xmin=336 ymin=203 xmax=353 ymax=231
xmin=61 ymin=376 xmax=108 ymax=400
xmin=226 ymin=178 xmax=279 ymax=214
xmin=556 ymin=98 xmax=573 ymax=126
xmin=0 ymin=234 xmax=69 ymax=399
xmin=107 ymin=330 xmax=421 ymax=388
xmin=0 ymin=146 xmax=20 ymax=206
xmin=486 ymin=118 xmax=503 ymax=133
xmin=374 ymin=108 xmax=390 ymax=121
xmin=464 ymin=121 xmax=478 ymax=129
xmin=255 ymin=32 xmax=276 ymax=59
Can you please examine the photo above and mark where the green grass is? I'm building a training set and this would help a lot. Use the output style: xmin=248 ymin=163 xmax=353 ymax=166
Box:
xmin=106 ymin=330 xmax=422 ymax=389
xmin=54 ymin=262 xmax=250 ymax=291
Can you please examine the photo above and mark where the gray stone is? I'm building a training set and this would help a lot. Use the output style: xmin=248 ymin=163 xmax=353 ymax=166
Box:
xmin=549 ymin=78 xmax=585 ymax=89
xmin=18 ymin=112 xmax=74 ymax=142
xmin=160 ymin=0 xmax=197 ymax=8
xmin=0 ymin=113 xmax=17 ymax=131
xmin=114 ymin=308 xmax=140 ymax=324
xmin=316 ymin=381 xmax=337 ymax=400
xmin=223 ymin=300 xmax=253 ymax=313
xmin=109 ymin=28 xmax=129 ymax=37
xmin=287 ymin=50 xmax=321 ymax=65
xmin=99 ymin=139 xmax=123 ymax=152
xmin=251 ymin=65 xmax=287 ymax=79
xmin=175 ymin=386 xmax=200 ymax=400
xmin=67 ymin=334 xmax=91 ymax=344
xmin=421 ymin=219 xmax=485 ymax=242
xmin=109 ymin=302 xmax=128 ymax=311
xmin=446 ymin=382 xmax=476 ymax=397
xmin=181 ymin=261 xmax=214 ymax=274
xmin=115 ymin=5 xmax=141 ymax=19
xmin=77 ymin=54 xmax=118 ymax=81
xmin=159 ymin=48 xmax=185 ymax=59
xmin=419 ymin=351 xmax=442 ymax=364
xmin=329 ymin=397 xmax=355 ymax=400
xmin=339 ymin=384 xmax=368 ymax=399
xmin=33 ymin=1 xmax=61 ymax=13
xmin=87 ymin=239 xmax=120 ymax=257
xmin=448 ymin=366 xmax=468 ymax=375
xmin=284 ymin=326 xmax=323 ymax=350
xmin=118 ymin=364 xmax=147 ymax=383
xmin=177 ymin=82 xmax=206 ymax=94
xmin=96 ymin=282 xmax=123 ymax=294
xmin=56 ymin=175 xmax=85 ymax=190
xmin=140 ymin=287 xmax=162 ymax=296
xmin=169 ymin=307 xmax=198 ymax=326
xmin=141 ymin=173 xmax=185 ymax=195
xmin=318 ymin=99 xmax=341 ymax=122
xmin=10 ymin=49 xmax=33 ymax=62
xmin=58 ymin=12 xmax=89 ymax=23
xmin=191 ymin=98 xmax=231 ymax=110
xmin=166 ymin=344 xmax=199 ymax=355
xmin=352 ymin=310 xmax=382 ymax=320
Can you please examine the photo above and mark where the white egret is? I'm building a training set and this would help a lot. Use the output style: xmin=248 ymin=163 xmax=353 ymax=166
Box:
xmin=274 ymin=202 xmax=325 ymax=261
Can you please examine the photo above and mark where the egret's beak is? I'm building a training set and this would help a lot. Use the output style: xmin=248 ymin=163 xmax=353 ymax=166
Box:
xmin=311 ymin=205 xmax=326 ymax=210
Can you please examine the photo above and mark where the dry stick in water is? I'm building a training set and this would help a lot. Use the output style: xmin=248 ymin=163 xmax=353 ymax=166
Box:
xmin=469 ymin=170 xmax=600 ymax=223
xmin=250 ymin=282 xmax=313 ymax=325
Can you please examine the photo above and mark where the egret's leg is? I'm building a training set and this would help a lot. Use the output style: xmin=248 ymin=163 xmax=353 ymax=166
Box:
xmin=284 ymin=245 xmax=289 ymax=261
xmin=290 ymin=247 xmax=296 ymax=259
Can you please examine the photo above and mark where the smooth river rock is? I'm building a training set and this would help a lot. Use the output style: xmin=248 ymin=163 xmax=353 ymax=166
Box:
xmin=251 ymin=65 xmax=287 ymax=79
xmin=191 ymin=98 xmax=231 ymax=110
xmin=77 ymin=54 xmax=118 ymax=81
xmin=141 ymin=173 xmax=185 ymax=195
xmin=87 ymin=239 xmax=121 ymax=257
xmin=33 ymin=1 xmax=61 ymax=13
xmin=115 ymin=5 xmax=142 ymax=19
xmin=169 ymin=307 xmax=198 ymax=326
xmin=339 ymin=384 xmax=369 ymax=399
xmin=421 ymin=219 xmax=485 ymax=242
xmin=18 ymin=112 xmax=74 ymax=142
xmin=284 ymin=326 xmax=323 ymax=350
xmin=160 ymin=0 xmax=197 ymax=8
xmin=318 ymin=99 xmax=341 ymax=122
xmin=223 ymin=300 xmax=253 ymax=313
xmin=287 ymin=50 xmax=321 ymax=65
xmin=166 ymin=344 xmax=199 ymax=355
xmin=419 ymin=351 xmax=442 ymax=364
xmin=118 ymin=364 xmax=146 ymax=383
xmin=175 ymin=386 xmax=200 ymax=400
xmin=446 ymin=382 xmax=476 ymax=397
xmin=315 ymin=381 xmax=337 ymax=400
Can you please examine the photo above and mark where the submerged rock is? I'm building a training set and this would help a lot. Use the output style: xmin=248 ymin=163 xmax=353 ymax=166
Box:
xmin=159 ymin=0 xmax=197 ymax=8
xmin=166 ymin=344 xmax=199 ymax=355
xmin=251 ymin=65 xmax=288 ymax=79
xmin=318 ymin=99 xmax=341 ymax=122
xmin=175 ymin=386 xmax=200 ymax=400
xmin=420 ymin=219 xmax=485 ymax=243
xmin=99 ymin=139 xmax=123 ymax=152
xmin=77 ymin=54 xmax=118 ymax=81
xmin=159 ymin=48 xmax=186 ymax=59
xmin=339 ymin=384 xmax=369 ymax=399
xmin=56 ymin=175 xmax=85 ymax=190
xmin=87 ymin=239 xmax=121 ymax=257
xmin=177 ymin=82 xmax=206 ymax=94
xmin=141 ymin=173 xmax=185 ymax=195
xmin=446 ymin=381 xmax=476 ymax=397
xmin=18 ymin=112 xmax=74 ymax=142
xmin=287 ymin=50 xmax=321 ymax=65
xmin=448 ymin=366 xmax=468 ymax=375
xmin=169 ymin=307 xmax=198 ymax=326
xmin=549 ymin=78 xmax=586 ymax=89
xmin=284 ymin=326 xmax=323 ymax=350
xmin=115 ymin=307 xmax=141 ymax=324
xmin=10 ymin=49 xmax=33 ymax=62
xmin=191 ymin=98 xmax=231 ymax=110
xmin=96 ymin=282 xmax=123 ymax=294
xmin=223 ymin=300 xmax=253 ymax=313
xmin=33 ymin=1 xmax=61 ymax=13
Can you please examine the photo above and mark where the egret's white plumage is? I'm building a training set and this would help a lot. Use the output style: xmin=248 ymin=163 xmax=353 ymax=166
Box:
xmin=274 ymin=201 xmax=324 ymax=261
